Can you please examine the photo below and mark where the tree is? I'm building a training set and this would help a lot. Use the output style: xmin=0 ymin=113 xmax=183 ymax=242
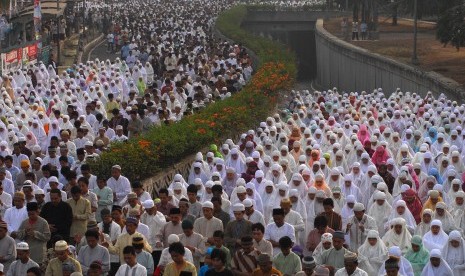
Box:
xmin=437 ymin=4 xmax=465 ymax=50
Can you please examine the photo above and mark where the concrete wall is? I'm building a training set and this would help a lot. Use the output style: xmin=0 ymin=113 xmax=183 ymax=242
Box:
xmin=314 ymin=19 xmax=465 ymax=100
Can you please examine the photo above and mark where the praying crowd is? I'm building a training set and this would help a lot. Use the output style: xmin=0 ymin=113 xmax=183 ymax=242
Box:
xmin=0 ymin=0 xmax=463 ymax=276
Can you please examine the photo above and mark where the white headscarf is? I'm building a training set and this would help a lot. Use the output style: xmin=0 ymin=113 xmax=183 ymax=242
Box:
xmin=386 ymin=200 xmax=416 ymax=234
xmin=381 ymin=217 xmax=412 ymax=253
xmin=442 ymin=230 xmax=465 ymax=275
xmin=367 ymin=191 xmax=392 ymax=236
xmin=378 ymin=246 xmax=415 ymax=276
xmin=421 ymin=249 xmax=454 ymax=276
xmin=422 ymin=220 xmax=449 ymax=252
xmin=357 ymin=230 xmax=389 ymax=275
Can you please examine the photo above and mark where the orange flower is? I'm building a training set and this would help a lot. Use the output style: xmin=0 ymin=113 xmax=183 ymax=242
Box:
xmin=138 ymin=139 xmax=151 ymax=149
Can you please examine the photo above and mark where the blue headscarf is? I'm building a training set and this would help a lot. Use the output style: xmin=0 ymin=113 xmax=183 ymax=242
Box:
xmin=427 ymin=127 xmax=438 ymax=144
xmin=428 ymin=167 xmax=443 ymax=185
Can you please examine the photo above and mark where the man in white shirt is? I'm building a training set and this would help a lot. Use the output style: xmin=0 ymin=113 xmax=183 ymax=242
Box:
xmin=106 ymin=165 xmax=131 ymax=205
xmin=122 ymin=210 xmax=149 ymax=240
xmin=115 ymin=245 xmax=147 ymax=276
xmin=244 ymin=199 xmax=265 ymax=226
xmin=5 ymin=192 xmax=28 ymax=235
xmin=265 ymin=208 xmax=295 ymax=257
xmin=0 ymin=182 xmax=12 ymax=218
xmin=98 ymin=208 xmax=122 ymax=275
xmin=0 ymin=168 xmax=15 ymax=197
xmin=139 ymin=200 xmax=166 ymax=255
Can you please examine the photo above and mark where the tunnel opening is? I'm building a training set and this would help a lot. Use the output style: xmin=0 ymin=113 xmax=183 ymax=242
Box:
xmin=288 ymin=30 xmax=316 ymax=81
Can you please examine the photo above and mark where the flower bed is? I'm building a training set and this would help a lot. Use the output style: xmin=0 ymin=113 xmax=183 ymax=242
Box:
xmin=89 ymin=5 xmax=296 ymax=181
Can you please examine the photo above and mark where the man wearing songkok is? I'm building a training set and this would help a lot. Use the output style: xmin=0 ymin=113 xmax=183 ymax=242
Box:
xmin=318 ymin=231 xmax=352 ymax=272
xmin=123 ymin=209 xmax=149 ymax=240
xmin=132 ymin=236 xmax=154 ymax=275
xmin=252 ymin=253 xmax=282 ymax=276
xmin=421 ymin=248 xmax=453 ymax=276
xmin=334 ymin=252 xmax=368 ymax=276
xmin=6 ymin=242 xmax=39 ymax=276
xmin=265 ymin=208 xmax=295 ymax=256
xmin=345 ymin=202 xmax=376 ymax=251
xmin=45 ymin=240 xmax=82 ymax=275
xmin=15 ymin=202 xmax=50 ymax=264
xmin=276 ymin=198 xmax=305 ymax=247
xmin=224 ymin=203 xmax=253 ymax=254
xmin=77 ymin=230 xmax=110 ymax=275
xmin=231 ymin=236 xmax=260 ymax=275
xmin=155 ymin=207 xmax=183 ymax=248
xmin=193 ymin=201 xmax=223 ymax=246
xmin=4 ymin=192 xmax=27 ymax=234
xmin=295 ymin=256 xmax=317 ymax=276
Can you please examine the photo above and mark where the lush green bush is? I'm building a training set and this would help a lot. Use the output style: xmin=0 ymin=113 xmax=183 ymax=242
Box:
xmin=89 ymin=5 xmax=296 ymax=181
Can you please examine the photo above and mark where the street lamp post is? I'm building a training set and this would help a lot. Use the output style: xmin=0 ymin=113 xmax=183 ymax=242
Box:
xmin=412 ymin=0 xmax=419 ymax=65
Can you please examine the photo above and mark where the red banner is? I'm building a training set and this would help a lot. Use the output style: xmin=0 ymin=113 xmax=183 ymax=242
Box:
xmin=5 ymin=49 xmax=18 ymax=63
xmin=27 ymin=44 xmax=38 ymax=59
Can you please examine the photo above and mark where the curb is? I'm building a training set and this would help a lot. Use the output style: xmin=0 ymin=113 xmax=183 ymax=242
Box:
xmin=77 ymin=34 xmax=104 ymax=64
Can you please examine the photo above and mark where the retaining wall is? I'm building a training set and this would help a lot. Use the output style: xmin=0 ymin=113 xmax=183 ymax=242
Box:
xmin=314 ymin=19 xmax=465 ymax=100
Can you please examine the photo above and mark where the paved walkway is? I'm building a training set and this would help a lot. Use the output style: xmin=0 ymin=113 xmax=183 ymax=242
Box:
xmin=324 ymin=17 xmax=465 ymax=87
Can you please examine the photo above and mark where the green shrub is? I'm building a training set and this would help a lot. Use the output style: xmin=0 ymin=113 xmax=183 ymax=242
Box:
xmin=89 ymin=5 xmax=296 ymax=181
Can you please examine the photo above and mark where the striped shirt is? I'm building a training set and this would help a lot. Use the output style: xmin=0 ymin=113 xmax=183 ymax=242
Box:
xmin=231 ymin=249 xmax=260 ymax=273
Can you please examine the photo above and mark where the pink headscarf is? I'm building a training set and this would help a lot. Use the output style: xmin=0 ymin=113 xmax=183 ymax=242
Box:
xmin=372 ymin=146 xmax=390 ymax=166
xmin=357 ymin=124 xmax=370 ymax=145
xmin=406 ymin=164 xmax=420 ymax=191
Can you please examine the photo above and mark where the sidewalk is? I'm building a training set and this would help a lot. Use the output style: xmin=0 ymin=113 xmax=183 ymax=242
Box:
xmin=52 ymin=27 xmax=101 ymax=71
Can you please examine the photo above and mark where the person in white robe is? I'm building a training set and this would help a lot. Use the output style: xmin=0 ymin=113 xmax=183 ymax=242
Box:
xmin=367 ymin=191 xmax=392 ymax=237
xmin=386 ymin=200 xmax=417 ymax=234
xmin=422 ymin=220 xmax=448 ymax=252
xmin=432 ymin=202 xmax=456 ymax=234
xmin=357 ymin=230 xmax=388 ymax=275
xmin=415 ymin=209 xmax=433 ymax=237
xmin=382 ymin=218 xmax=412 ymax=254
xmin=312 ymin=232 xmax=333 ymax=264
xmin=421 ymin=248 xmax=453 ymax=276
xmin=378 ymin=246 xmax=414 ymax=276
xmin=442 ymin=230 xmax=465 ymax=275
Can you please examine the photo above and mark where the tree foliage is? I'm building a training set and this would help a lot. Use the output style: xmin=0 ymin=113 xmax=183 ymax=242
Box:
xmin=437 ymin=4 xmax=465 ymax=50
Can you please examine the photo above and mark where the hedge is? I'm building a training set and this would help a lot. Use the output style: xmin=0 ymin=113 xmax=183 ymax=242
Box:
xmin=89 ymin=5 xmax=296 ymax=181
